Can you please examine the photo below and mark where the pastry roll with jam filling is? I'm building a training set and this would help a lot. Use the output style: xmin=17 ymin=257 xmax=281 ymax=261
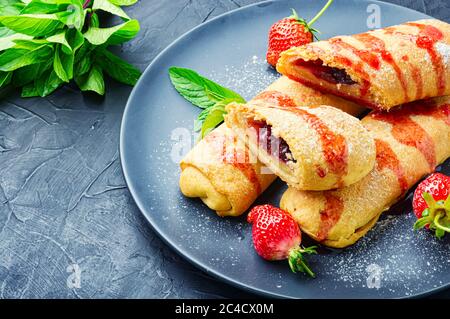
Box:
xmin=180 ymin=124 xmax=274 ymax=217
xmin=179 ymin=76 xmax=365 ymax=217
xmin=277 ymin=19 xmax=450 ymax=111
xmin=280 ymin=97 xmax=450 ymax=248
xmin=224 ymin=101 xmax=375 ymax=191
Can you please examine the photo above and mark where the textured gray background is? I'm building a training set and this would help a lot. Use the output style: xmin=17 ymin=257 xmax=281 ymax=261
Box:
xmin=0 ymin=0 xmax=449 ymax=299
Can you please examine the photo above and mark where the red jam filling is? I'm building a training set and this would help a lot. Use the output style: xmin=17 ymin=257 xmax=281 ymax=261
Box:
xmin=248 ymin=120 xmax=294 ymax=164
xmin=295 ymin=59 xmax=357 ymax=85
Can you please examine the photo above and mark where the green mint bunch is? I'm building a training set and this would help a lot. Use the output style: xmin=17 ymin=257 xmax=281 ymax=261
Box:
xmin=0 ymin=0 xmax=141 ymax=97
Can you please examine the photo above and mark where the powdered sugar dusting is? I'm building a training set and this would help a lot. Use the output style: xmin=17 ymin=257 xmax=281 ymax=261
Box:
xmin=436 ymin=42 xmax=450 ymax=65
xmin=207 ymin=55 xmax=279 ymax=100
xmin=320 ymin=212 xmax=450 ymax=295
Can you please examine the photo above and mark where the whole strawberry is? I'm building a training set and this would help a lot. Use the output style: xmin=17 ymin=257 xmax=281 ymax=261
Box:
xmin=248 ymin=204 xmax=317 ymax=277
xmin=413 ymin=173 xmax=450 ymax=238
xmin=266 ymin=0 xmax=334 ymax=67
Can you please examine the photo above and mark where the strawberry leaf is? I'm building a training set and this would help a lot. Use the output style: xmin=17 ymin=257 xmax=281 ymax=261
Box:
xmin=288 ymin=246 xmax=317 ymax=278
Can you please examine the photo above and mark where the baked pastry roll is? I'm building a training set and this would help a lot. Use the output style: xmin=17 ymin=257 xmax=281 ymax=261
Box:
xmin=225 ymin=102 xmax=375 ymax=191
xmin=180 ymin=76 xmax=365 ymax=217
xmin=280 ymin=97 xmax=450 ymax=248
xmin=180 ymin=124 xmax=275 ymax=217
xmin=277 ymin=19 xmax=450 ymax=111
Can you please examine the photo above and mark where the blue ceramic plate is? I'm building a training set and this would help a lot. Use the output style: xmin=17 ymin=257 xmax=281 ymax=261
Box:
xmin=120 ymin=0 xmax=450 ymax=298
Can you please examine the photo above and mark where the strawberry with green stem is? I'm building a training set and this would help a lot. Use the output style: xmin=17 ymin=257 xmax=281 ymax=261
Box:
xmin=266 ymin=0 xmax=334 ymax=67
xmin=248 ymin=204 xmax=317 ymax=278
xmin=413 ymin=173 xmax=450 ymax=238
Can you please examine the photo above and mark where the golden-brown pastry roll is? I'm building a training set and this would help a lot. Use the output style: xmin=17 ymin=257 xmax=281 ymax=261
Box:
xmin=180 ymin=124 xmax=274 ymax=217
xmin=224 ymin=101 xmax=375 ymax=191
xmin=277 ymin=19 xmax=450 ymax=111
xmin=179 ymin=76 xmax=365 ymax=217
xmin=280 ymin=97 xmax=450 ymax=248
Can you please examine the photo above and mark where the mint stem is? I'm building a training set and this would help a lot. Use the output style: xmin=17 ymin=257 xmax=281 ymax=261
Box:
xmin=308 ymin=0 xmax=334 ymax=27
xmin=83 ymin=0 xmax=92 ymax=9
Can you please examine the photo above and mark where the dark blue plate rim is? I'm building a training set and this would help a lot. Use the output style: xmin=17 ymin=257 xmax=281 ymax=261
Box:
xmin=120 ymin=0 xmax=448 ymax=299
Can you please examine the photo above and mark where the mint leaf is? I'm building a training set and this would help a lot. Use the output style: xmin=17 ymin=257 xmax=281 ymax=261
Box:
xmin=0 ymin=45 xmax=53 ymax=71
xmin=12 ymin=38 xmax=49 ymax=50
xmin=20 ymin=1 xmax=66 ymax=14
xmin=201 ymin=100 xmax=229 ymax=138
xmin=108 ymin=0 xmax=137 ymax=5
xmin=0 ymin=71 xmax=12 ymax=88
xmin=0 ymin=0 xmax=24 ymax=16
xmin=66 ymin=28 xmax=84 ymax=51
xmin=74 ymin=40 xmax=91 ymax=63
xmin=74 ymin=50 xmax=91 ymax=76
xmin=90 ymin=11 xmax=99 ymax=27
xmin=21 ymin=82 xmax=39 ymax=97
xmin=0 ymin=26 xmax=15 ymax=37
xmin=168 ymin=67 xmax=246 ymax=138
xmin=83 ymin=19 xmax=139 ymax=45
xmin=47 ymin=30 xmax=72 ymax=53
xmin=14 ymin=58 xmax=53 ymax=87
xmin=53 ymin=44 xmax=73 ymax=82
xmin=55 ymin=0 xmax=84 ymax=30
xmin=0 ymin=14 xmax=63 ymax=36
xmin=95 ymin=48 xmax=140 ymax=85
xmin=168 ymin=66 xmax=245 ymax=109
xmin=75 ymin=64 xmax=104 ymax=95
xmin=0 ymin=30 xmax=32 ymax=51
xmin=36 ymin=68 xmax=64 ymax=97
xmin=13 ymin=63 xmax=39 ymax=86
xmin=13 ymin=59 xmax=53 ymax=87
xmin=92 ymin=0 xmax=129 ymax=20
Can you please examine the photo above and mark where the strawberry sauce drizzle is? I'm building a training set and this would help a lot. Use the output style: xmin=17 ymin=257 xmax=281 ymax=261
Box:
xmin=354 ymin=33 xmax=410 ymax=101
xmin=371 ymin=112 xmax=437 ymax=170
xmin=374 ymin=139 xmax=409 ymax=194
xmin=206 ymin=131 xmax=262 ymax=194
xmin=317 ymin=193 xmax=344 ymax=241
xmin=279 ymin=107 xmax=348 ymax=182
xmin=397 ymin=100 xmax=450 ymax=125
xmin=370 ymin=101 xmax=449 ymax=191
xmin=222 ymin=135 xmax=261 ymax=194
xmin=443 ymin=104 xmax=450 ymax=125
xmin=253 ymin=91 xmax=297 ymax=107
xmin=389 ymin=23 xmax=445 ymax=96
xmin=405 ymin=23 xmax=445 ymax=96
xmin=409 ymin=64 xmax=423 ymax=99
xmin=329 ymin=37 xmax=381 ymax=70
xmin=372 ymin=101 xmax=450 ymax=170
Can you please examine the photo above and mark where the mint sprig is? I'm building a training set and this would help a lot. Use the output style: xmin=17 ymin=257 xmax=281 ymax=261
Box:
xmin=0 ymin=0 xmax=141 ymax=97
xmin=168 ymin=66 xmax=245 ymax=138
